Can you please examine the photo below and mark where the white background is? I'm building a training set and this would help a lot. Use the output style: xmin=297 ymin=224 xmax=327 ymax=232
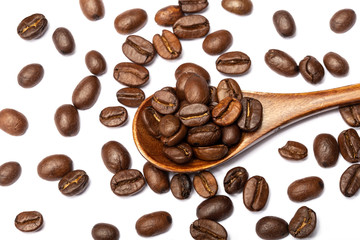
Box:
xmin=0 ymin=0 xmax=359 ymax=239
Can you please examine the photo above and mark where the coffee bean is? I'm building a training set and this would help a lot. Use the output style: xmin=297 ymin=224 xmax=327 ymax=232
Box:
xmin=91 ymin=223 xmax=120 ymax=240
xmin=72 ymin=75 xmax=101 ymax=110
xmin=212 ymin=97 xmax=242 ymax=126
xmin=339 ymin=103 xmax=360 ymax=127
xmin=221 ymin=0 xmax=253 ymax=15
xmin=114 ymin=8 xmax=147 ymax=34
xmin=170 ymin=173 xmax=192 ymax=199
xmin=237 ymin=97 xmax=263 ymax=132
xmin=216 ymin=51 xmax=251 ymax=75
xmin=159 ymin=115 xmax=181 ymax=137
xmin=155 ymin=5 xmax=184 ymax=26
xmin=160 ymin=123 xmax=187 ymax=147
xmin=203 ymin=30 xmax=232 ymax=55
xmin=110 ymin=169 xmax=145 ymax=196
xmin=52 ymin=27 xmax=75 ymax=55
xmin=288 ymin=206 xmax=316 ymax=238
xmin=243 ymin=175 xmax=269 ymax=211
xmin=323 ymin=52 xmax=349 ymax=77
xmin=278 ymin=141 xmax=308 ymax=160
xmin=0 ymin=108 xmax=28 ymax=136
xmin=223 ymin=166 xmax=248 ymax=194
xmin=173 ymin=15 xmax=210 ymax=39
xmin=143 ymin=162 xmax=170 ymax=194
xmin=193 ymin=144 xmax=228 ymax=161
xmin=196 ymin=195 xmax=233 ymax=221
xmin=113 ymin=62 xmax=149 ymax=87
xmin=37 ymin=154 xmax=73 ymax=181
xmin=190 ymin=218 xmax=228 ymax=240
xmin=0 ymin=161 xmax=21 ymax=186
xmin=179 ymin=103 xmax=210 ymax=127
xmin=176 ymin=73 xmax=207 ymax=101
xmin=17 ymin=13 xmax=48 ymax=40
xmin=287 ymin=176 xmax=324 ymax=202
xmin=338 ymin=128 xmax=360 ymax=163
xmin=217 ymin=78 xmax=242 ymax=102
xmin=99 ymin=106 xmax=128 ymax=127
xmin=85 ymin=50 xmax=107 ymax=76
xmin=122 ymin=35 xmax=155 ymax=65
xmin=273 ymin=10 xmax=296 ymax=37
xmin=209 ymin=86 xmax=218 ymax=103
xmin=222 ymin=124 xmax=242 ymax=146
xmin=299 ymin=56 xmax=325 ymax=84
xmin=313 ymin=133 xmax=339 ymax=167
xmin=58 ymin=169 xmax=89 ymax=196
xmin=256 ymin=216 xmax=289 ymax=240
xmin=152 ymin=89 xmax=179 ymax=115
xmin=193 ymin=170 xmax=218 ymax=198
xmin=135 ymin=211 xmax=172 ymax=237
xmin=330 ymin=9 xmax=356 ymax=33
xmin=163 ymin=143 xmax=193 ymax=164
xmin=141 ymin=106 xmax=162 ymax=138
xmin=153 ymin=29 xmax=182 ymax=59
xmin=340 ymin=164 xmax=360 ymax=197
xmin=184 ymin=74 xmax=210 ymax=105
xmin=175 ymin=62 xmax=210 ymax=82
xmin=101 ymin=141 xmax=131 ymax=174
xmin=15 ymin=211 xmax=43 ymax=232
xmin=79 ymin=0 xmax=105 ymax=21
xmin=54 ymin=104 xmax=80 ymax=136
xmin=17 ymin=63 xmax=44 ymax=88
xmin=179 ymin=0 xmax=208 ymax=13
xmin=116 ymin=87 xmax=145 ymax=107
xmin=265 ymin=49 xmax=298 ymax=77
xmin=187 ymin=123 xmax=221 ymax=146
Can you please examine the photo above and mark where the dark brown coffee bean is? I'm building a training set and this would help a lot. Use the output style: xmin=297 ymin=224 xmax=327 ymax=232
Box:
xmin=179 ymin=103 xmax=210 ymax=127
xmin=175 ymin=62 xmax=210 ymax=82
xmin=339 ymin=103 xmax=360 ymax=127
xmin=340 ymin=164 xmax=360 ymax=197
xmin=223 ymin=166 xmax=248 ymax=194
xmin=114 ymin=8 xmax=147 ymax=34
xmin=161 ymin=124 xmax=187 ymax=147
xmin=273 ymin=10 xmax=296 ymax=37
xmin=265 ymin=49 xmax=298 ymax=77
xmin=113 ymin=62 xmax=149 ymax=87
xmin=217 ymin=78 xmax=242 ymax=102
xmin=299 ymin=56 xmax=325 ymax=84
xmin=193 ymin=144 xmax=228 ymax=161
xmin=17 ymin=13 xmax=48 ymax=40
xmin=288 ymin=206 xmax=316 ymax=238
xmin=163 ymin=143 xmax=193 ymax=164
xmin=216 ymin=51 xmax=251 ymax=75
xmin=0 ymin=108 xmax=28 ymax=136
xmin=330 ymin=9 xmax=356 ymax=33
xmin=110 ymin=169 xmax=145 ymax=196
xmin=287 ymin=176 xmax=324 ymax=202
xmin=152 ymin=89 xmax=179 ymax=115
xmin=222 ymin=124 xmax=242 ymax=146
xmin=243 ymin=175 xmax=269 ymax=211
xmin=212 ymin=97 xmax=242 ymax=126
xmin=15 ymin=211 xmax=43 ymax=232
xmin=17 ymin=63 xmax=44 ymax=88
xmin=278 ymin=141 xmax=308 ymax=160
xmin=196 ymin=195 xmax=233 ymax=221
xmin=122 ymin=35 xmax=155 ymax=65
xmin=203 ymin=30 xmax=232 ymax=55
xmin=141 ymin=106 xmax=162 ymax=138
xmin=193 ymin=170 xmax=218 ymax=198
xmin=187 ymin=123 xmax=221 ymax=146
xmin=85 ymin=50 xmax=107 ymax=76
xmin=58 ymin=169 xmax=89 ymax=196
xmin=101 ymin=141 xmax=131 ymax=174
xmin=135 ymin=211 xmax=172 ymax=237
xmin=179 ymin=0 xmax=208 ymax=13
xmin=256 ymin=216 xmax=289 ymax=240
xmin=170 ymin=173 xmax=192 ymax=199
xmin=99 ymin=106 xmax=128 ymax=127
xmin=155 ymin=5 xmax=184 ymax=26
xmin=159 ymin=115 xmax=181 ymax=137
xmin=237 ymin=97 xmax=263 ymax=132
xmin=153 ymin=29 xmax=182 ymax=59
xmin=313 ymin=133 xmax=339 ymax=167
xmin=184 ymin=74 xmax=210 ymax=105
xmin=338 ymin=128 xmax=360 ymax=163
xmin=79 ymin=0 xmax=105 ymax=21
xmin=54 ymin=104 xmax=80 ymax=136
xmin=116 ymin=87 xmax=145 ymax=107
xmin=190 ymin=218 xmax=228 ymax=240
xmin=0 ymin=161 xmax=21 ymax=186
xmin=173 ymin=15 xmax=210 ymax=39
xmin=52 ymin=27 xmax=75 ymax=55
xmin=37 ymin=154 xmax=73 ymax=181
xmin=323 ymin=52 xmax=349 ymax=77
xmin=91 ymin=223 xmax=120 ymax=240
xmin=221 ymin=0 xmax=253 ymax=15
xmin=72 ymin=75 xmax=101 ymax=110
xmin=143 ymin=162 xmax=170 ymax=194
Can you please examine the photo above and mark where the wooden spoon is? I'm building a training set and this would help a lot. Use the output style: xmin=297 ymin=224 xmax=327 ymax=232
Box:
xmin=133 ymin=83 xmax=360 ymax=173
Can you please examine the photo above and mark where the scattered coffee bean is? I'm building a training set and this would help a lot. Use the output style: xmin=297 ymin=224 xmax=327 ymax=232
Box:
xmin=273 ymin=10 xmax=296 ymax=37
xmin=265 ymin=49 xmax=298 ymax=77
xmin=15 ymin=211 xmax=43 ymax=232
xmin=243 ymin=175 xmax=269 ymax=211
xmin=193 ymin=171 xmax=218 ymax=198
xmin=72 ymin=75 xmax=101 ymax=110
xmin=287 ymin=176 xmax=324 ymax=202
xmin=101 ymin=141 xmax=131 ymax=174
xmin=99 ymin=106 xmax=128 ymax=127
xmin=153 ymin=29 xmax=182 ymax=59
xmin=338 ymin=128 xmax=360 ymax=163
xmin=122 ymin=35 xmax=155 ymax=65
xmin=278 ymin=141 xmax=308 ymax=160
xmin=256 ymin=216 xmax=289 ymax=240
xmin=141 ymin=106 xmax=162 ymax=138
xmin=113 ymin=62 xmax=149 ymax=87
xmin=196 ymin=195 xmax=233 ymax=221
xmin=37 ymin=154 xmax=73 ymax=181
xmin=193 ymin=144 xmax=228 ymax=161
xmin=288 ymin=206 xmax=316 ymax=238
xmin=223 ymin=166 xmax=248 ymax=194
xmin=79 ymin=0 xmax=105 ymax=21
xmin=221 ymin=0 xmax=253 ymax=15
xmin=155 ymin=5 xmax=184 ymax=26
xmin=54 ymin=104 xmax=80 ymax=136
xmin=299 ymin=55 xmax=325 ymax=84
xmin=58 ymin=169 xmax=89 ymax=196
xmin=0 ymin=108 xmax=28 ymax=136
xmin=237 ymin=97 xmax=263 ymax=132
xmin=114 ymin=8 xmax=147 ymax=34
xmin=110 ymin=169 xmax=145 ymax=196
xmin=17 ymin=13 xmax=48 ymax=40
xmin=330 ymin=8 xmax=356 ymax=33
xmin=323 ymin=52 xmax=349 ymax=77
xmin=52 ymin=27 xmax=75 ymax=55
xmin=202 ymin=30 xmax=232 ymax=55
xmin=212 ymin=97 xmax=242 ymax=126
xmin=340 ymin=164 xmax=360 ymax=197
xmin=91 ymin=223 xmax=120 ymax=240
xmin=313 ymin=133 xmax=339 ymax=167
xmin=143 ymin=162 xmax=169 ymax=194
xmin=85 ymin=50 xmax=107 ymax=76
xmin=116 ymin=87 xmax=145 ymax=107
xmin=217 ymin=78 xmax=242 ymax=102
xmin=190 ymin=218 xmax=228 ymax=240
xmin=173 ymin=15 xmax=210 ymax=39
xmin=339 ymin=103 xmax=360 ymax=127
xmin=216 ymin=51 xmax=251 ymax=75
xmin=175 ymin=62 xmax=210 ymax=82
xmin=0 ymin=161 xmax=21 ymax=186
xmin=135 ymin=211 xmax=172 ymax=237
xmin=17 ymin=63 xmax=44 ymax=88
xmin=170 ymin=173 xmax=192 ymax=199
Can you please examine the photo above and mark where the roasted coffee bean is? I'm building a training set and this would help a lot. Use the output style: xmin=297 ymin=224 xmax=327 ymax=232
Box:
xmin=15 ymin=211 xmax=43 ymax=232
xmin=141 ymin=106 xmax=162 ymax=138
xmin=288 ymin=206 xmax=316 ymax=238
xmin=54 ymin=104 xmax=80 ymax=136
xmin=17 ymin=63 xmax=44 ymax=88
xmin=176 ymin=72 xmax=208 ymax=101
xmin=72 ymin=75 xmax=101 ymax=110
xmin=196 ymin=195 xmax=233 ymax=221
xmin=338 ymin=128 xmax=360 ymax=163
xmin=173 ymin=15 xmax=210 ymax=39
xmin=223 ymin=166 xmax=248 ymax=194
xmin=116 ymin=87 xmax=145 ymax=107
xmin=159 ymin=115 xmax=181 ymax=137
xmin=37 ymin=154 xmax=73 ymax=181
xmin=287 ymin=176 xmax=324 ymax=202
xmin=340 ymin=164 xmax=360 ymax=197
xmin=193 ymin=170 xmax=218 ymax=198
xmin=313 ymin=133 xmax=339 ymax=167
xmin=299 ymin=56 xmax=325 ymax=84
xmin=135 ymin=211 xmax=172 ymax=237
xmin=179 ymin=103 xmax=210 ymax=127
xmin=339 ymin=103 xmax=360 ymax=127
xmin=58 ymin=169 xmax=89 ymax=196
xmin=184 ymin=73 xmax=210 ymax=105
xmin=175 ymin=62 xmax=210 ymax=82
xmin=155 ymin=5 xmax=184 ymax=26
xmin=203 ymin=30 xmax=232 ymax=55
xmin=179 ymin=0 xmax=208 ymax=13
xmin=164 ymin=143 xmax=193 ymax=164
xmin=273 ymin=10 xmax=296 ymax=37
xmin=79 ymin=0 xmax=105 ymax=21
xmin=170 ymin=173 xmax=192 ymax=199
xmin=0 ymin=108 xmax=28 ymax=136
xmin=222 ymin=124 xmax=241 ymax=146
xmin=17 ymin=13 xmax=48 ymax=40
xmin=101 ymin=141 xmax=131 ymax=173
xmin=190 ymin=218 xmax=228 ymax=240
xmin=278 ymin=141 xmax=308 ymax=160
xmin=85 ymin=50 xmax=107 ymax=75
xmin=114 ymin=8 xmax=147 ymax=34
xmin=113 ymin=62 xmax=149 ymax=87
xmin=212 ymin=97 xmax=242 ymax=126
xmin=161 ymin=124 xmax=187 ymax=147
xmin=243 ymin=175 xmax=269 ymax=211
xmin=193 ymin=144 xmax=228 ymax=161
xmin=256 ymin=216 xmax=289 ymax=240
xmin=238 ymin=97 xmax=263 ymax=132
xmin=187 ymin=123 xmax=221 ymax=146
xmin=217 ymin=78 xmax=242 ymax=102
xmin=52 ymin=27 xmax=75 ymax=55
xmin=99 ymin=106 xmax=128 ymax=127
xmin=143 ymin=162 xmax=170 ymax=194
xmin=323 ymin=52 xmax=349 ymax=77
xmin=216 ymin=51 xmax=251 ymax=75
xmin=153 ymin=29 xmax=182 ymax=59
xmin=91 ymin=223 xmax=120 ymax=240
xmin=110 ymin=169 xmax=145 ymax=196
xmin=330 ymin=9 xmax=356 ymax=33
xmin=221 ymin=0 xmax=253 ymax=15
xmin=265 ymin=49 xmax=298 ymax=77
xmin=152 ymin=89 xmax=179 ymax=115
xmin=0 ymin=161 xmax=21 ymax=186
xmin=122 ymin=35 xmax=155 ymax=65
